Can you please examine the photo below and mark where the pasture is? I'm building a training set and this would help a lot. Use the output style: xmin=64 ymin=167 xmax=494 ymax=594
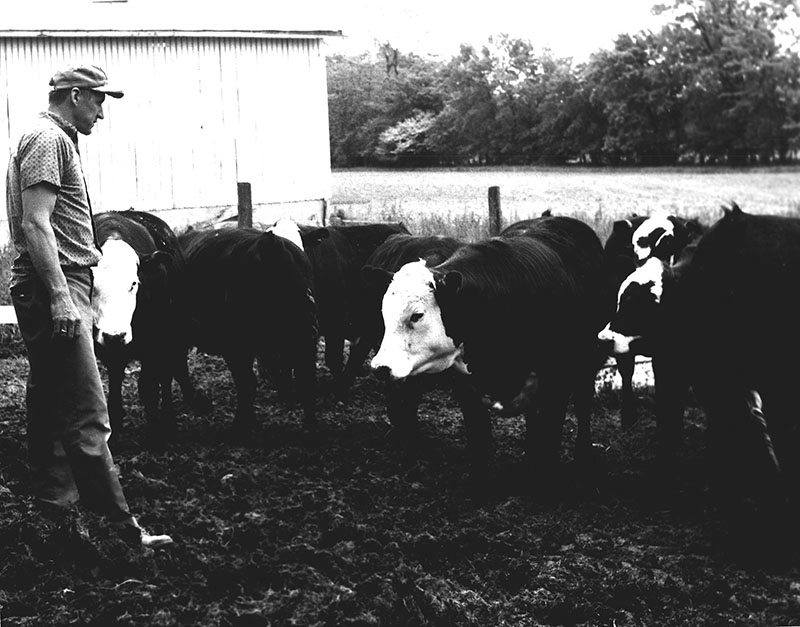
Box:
xmin=330 ymin=165 xmax=800 ymax=240
xmin=1 ymin=166 xmax=800 ymax=626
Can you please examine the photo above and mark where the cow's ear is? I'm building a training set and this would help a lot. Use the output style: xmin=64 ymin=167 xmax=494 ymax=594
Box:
xmin=721 ymin=201 xmax=742 ymax=217
xmin=439 ymin=271 xmax=463 ymax=294
xmin=302 ymin=227 xmax=330 ymax=249
xmin=362 ymin=265 xmax=394 ymax=294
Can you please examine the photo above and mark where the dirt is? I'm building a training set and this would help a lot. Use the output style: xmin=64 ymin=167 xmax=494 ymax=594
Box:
xmin=1 ymin=335 xmax=800 ymax=627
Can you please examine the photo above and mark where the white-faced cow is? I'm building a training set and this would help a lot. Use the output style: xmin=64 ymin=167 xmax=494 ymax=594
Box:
xmin=92 ymin=210 xmax=204 ymax=446
xmin=599 ymin=203 xmax=800 ymax=522
xmin=369 ymin=216 xmax=615 ymax=484
xmin=359 ymin=234 xmax=464 ymax=435
xmin=178 ymin=227 xmax=319 ymax=435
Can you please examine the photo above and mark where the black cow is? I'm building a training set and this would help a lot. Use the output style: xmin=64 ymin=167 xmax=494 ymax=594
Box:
xmin=368 ymin=216 xmax=615 ymax=485
xmin=92 ymin=210 xmax=199 ymax=445
xmin=178 ymin=227 xmax=319 ymax=434
xmin=299 ymin=222 xmax=411 ymax=398
xmin=599 ymin=203 xmax=800 ymax=516
xmin=602 ymin=213 xmax=705 ymax=428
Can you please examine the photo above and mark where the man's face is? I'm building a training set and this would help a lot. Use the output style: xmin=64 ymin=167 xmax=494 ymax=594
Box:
xmin=73 ymin=89 xmax=105 ymax=135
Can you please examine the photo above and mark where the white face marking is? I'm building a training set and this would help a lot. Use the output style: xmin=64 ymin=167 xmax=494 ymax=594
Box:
xmin=632 ymin=213 xmax=675 ymax=262
xmin=371 ymin=259 xmax=461 ymax=379
xmin=267 ymin=218 xmax=304 ymax=251
xmin=598 ymin=323 xmax=638 ymax=355
xmin=91 ymin=238 xmax=140 ymax=345
xmin=618 ymin=256 xmax=665 ymax=307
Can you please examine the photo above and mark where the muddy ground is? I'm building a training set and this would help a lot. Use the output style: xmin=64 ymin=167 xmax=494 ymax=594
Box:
xmin=1 ymin=334 xmax=799 ymax=626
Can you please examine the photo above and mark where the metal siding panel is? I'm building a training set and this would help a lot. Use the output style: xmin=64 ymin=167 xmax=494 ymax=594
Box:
xmin=1 ymin=34 xmax=331 ymax=243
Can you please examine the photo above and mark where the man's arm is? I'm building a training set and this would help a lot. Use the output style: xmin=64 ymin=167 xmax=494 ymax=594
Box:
xmin=21 ymin=183 xmax=82 ymax=338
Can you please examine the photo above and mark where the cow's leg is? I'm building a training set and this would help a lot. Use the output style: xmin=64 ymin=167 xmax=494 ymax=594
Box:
xmin=524 ymin=375 xmax=570 ymax=477
xmin=137 ymin=360 xmax=159 ymax=426
xmin=571 ymin=370 xmax=596 ymax=469
xmin=324 ymin=331 xmax=345 ymax=378
xmin=174 ymin=348 xmax=212 ymax=414
xmin=616 ymin=353 xmax=637 ymax=429
xmin=105 ymin=363 xmax=126 ymax=445
xmin=451 ymin=373 xmax=492 ymax=478
xmin=384 ymin=376 xmax=424 ymax=445
xmin=137 ymin=357 xmax=175 ymax=449
xmin=259 ymin=350 xmax=294 ymax=404
xmin=225 ymin=354 xmax=258 ymax=436
xmin=338 ymin=336 xmax=373 ymax=401
xmin=652 ymin=354 xmax=688 ymax=476
xmin=293 ymin=338 xmax=318 ymax=429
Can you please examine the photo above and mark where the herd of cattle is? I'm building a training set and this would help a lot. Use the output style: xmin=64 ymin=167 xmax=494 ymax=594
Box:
xmin=89 ymin=204 xmax=800 ymax=517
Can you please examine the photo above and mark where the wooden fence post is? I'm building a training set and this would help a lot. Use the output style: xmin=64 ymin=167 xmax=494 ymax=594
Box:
xmin=488 ymin=186 xmax=501 ymax=236
xmin=237 ymin=182 xmax=252 ymax=228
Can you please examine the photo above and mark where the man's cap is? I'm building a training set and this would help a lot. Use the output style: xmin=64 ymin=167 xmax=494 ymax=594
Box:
xmin=49 ymin=64 xmax=124 ymax=98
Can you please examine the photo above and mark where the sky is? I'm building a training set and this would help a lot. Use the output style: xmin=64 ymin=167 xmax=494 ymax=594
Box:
xmin=321 ymin=0 xmax=671 ymax=61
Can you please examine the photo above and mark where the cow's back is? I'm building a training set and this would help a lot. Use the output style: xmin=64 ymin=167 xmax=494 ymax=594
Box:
xmin=179 ymin=227 xmax=317 ymax=354
xmin=500 ymin=216 xmax=616 ymax=326
xmin=434 ymin=223 xmax=610 ymax=400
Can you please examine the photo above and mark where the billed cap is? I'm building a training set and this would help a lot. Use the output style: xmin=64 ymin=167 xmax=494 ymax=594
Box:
xmin=49 ymin=64 xmax=124 ymax=98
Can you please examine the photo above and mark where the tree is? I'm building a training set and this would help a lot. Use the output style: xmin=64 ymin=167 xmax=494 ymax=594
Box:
xmin=656 ymin=0 xmax=800 ymax=163
xmin=327 ymin=49 xmax=445 ymax=167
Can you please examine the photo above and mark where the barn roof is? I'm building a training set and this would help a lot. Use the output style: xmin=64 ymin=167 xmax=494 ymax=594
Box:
xmin=0 ymin=0 xmax=343 ymax=39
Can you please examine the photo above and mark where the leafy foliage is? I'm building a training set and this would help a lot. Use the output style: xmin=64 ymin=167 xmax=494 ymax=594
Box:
xmin=327 ymin=0 xmax=800 ymax=167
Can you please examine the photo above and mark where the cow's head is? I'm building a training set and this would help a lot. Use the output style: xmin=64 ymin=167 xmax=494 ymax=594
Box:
xmin=632 ymin=213 xmax=680 ymax=263
xmin=266 ymin=218 xmax=305 ymax=251
xmin=369 ymin=259 xmax=465 ymax=379
xmin=598 ymin=256 xmax=666 ymax=356
xmin=92 ymin=238 xmax=170 ymax=346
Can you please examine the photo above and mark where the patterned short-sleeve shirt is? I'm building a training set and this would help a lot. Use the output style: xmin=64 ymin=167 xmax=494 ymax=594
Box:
xmin=5 ymin=111 xmax=101 ymax=287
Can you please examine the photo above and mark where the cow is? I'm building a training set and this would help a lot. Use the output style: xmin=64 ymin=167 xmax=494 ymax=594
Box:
xmin=299 ymin=222 xmax=411 ymax=398
xmin=91 ymin=210 xmax=203 ymax=446
xmin=368 ymin=216 xmax=615 ymax=487
xmin=602 ymin=213 xmax=705 ymax=428
xmin=357 ymin=234 xmax=464 ymax=434
xmin=598 ymin=203 xmax=800 ymax=522
xmin=178 ymin=227 xmax=319 ymax=435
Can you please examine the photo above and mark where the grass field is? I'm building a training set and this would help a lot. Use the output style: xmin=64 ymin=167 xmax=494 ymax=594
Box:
xmin=330 ymin=165 xmax=800 ymax=241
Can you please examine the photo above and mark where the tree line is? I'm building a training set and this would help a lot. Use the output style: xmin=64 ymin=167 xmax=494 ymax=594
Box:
xmin=327 ymin=0 xmax=800 ymax=167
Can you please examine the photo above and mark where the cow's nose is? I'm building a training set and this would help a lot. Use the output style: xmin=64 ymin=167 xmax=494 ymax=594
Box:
xmin=373 ymin=365 xmax=391 ymax=382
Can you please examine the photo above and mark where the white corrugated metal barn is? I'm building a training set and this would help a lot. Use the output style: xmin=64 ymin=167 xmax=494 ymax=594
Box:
xmin=0 ymin=1 xmax=342 ymax=245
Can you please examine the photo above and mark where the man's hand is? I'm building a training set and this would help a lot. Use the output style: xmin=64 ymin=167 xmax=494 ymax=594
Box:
xmin=50 ymin=290 xmax=81 ymax=339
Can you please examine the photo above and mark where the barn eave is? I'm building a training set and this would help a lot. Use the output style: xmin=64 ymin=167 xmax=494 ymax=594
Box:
xmin=0 ymin=29 xmax=343 ymax=39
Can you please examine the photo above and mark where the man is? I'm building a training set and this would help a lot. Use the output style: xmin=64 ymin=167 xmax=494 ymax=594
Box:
xmin=5 ymin=64 xmax=172 ymax=549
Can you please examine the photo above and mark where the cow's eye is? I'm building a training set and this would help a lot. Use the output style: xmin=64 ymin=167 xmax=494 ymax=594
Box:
xmin=409 ymin=312 xmax=424 ymax=324
xmin=129 ymin=280 xmax=139 ymax=293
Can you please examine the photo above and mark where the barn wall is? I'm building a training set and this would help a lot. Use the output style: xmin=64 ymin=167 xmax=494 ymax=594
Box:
xmin=0 ymin=34 xmax=332 ymax=244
